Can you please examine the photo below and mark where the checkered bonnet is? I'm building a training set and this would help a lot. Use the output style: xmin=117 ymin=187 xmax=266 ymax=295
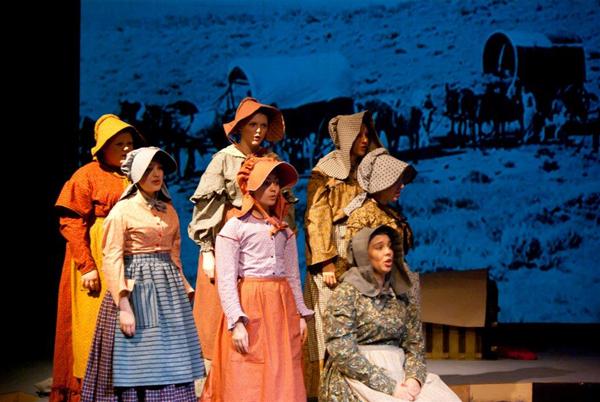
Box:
xmin=316 ymin=111 xmax=381 ymax=180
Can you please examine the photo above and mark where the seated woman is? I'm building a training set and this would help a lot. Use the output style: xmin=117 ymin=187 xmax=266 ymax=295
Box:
xmin=321 ymin=225 xmax=460 ymax=401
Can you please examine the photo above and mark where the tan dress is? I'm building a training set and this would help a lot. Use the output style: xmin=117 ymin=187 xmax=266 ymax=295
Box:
xmin=303 ymin=167 xmax=363 ymax=363
xmin=303 ymin=110 xmax=383 ymax=397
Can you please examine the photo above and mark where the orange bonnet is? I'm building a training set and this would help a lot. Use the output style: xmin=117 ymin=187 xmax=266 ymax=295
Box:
xmin=234 ymin=156 xmax=298 ymax=235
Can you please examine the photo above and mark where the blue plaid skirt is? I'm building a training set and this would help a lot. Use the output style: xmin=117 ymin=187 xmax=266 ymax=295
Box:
xmin=81 ymin=253 xmax=205 ymax=401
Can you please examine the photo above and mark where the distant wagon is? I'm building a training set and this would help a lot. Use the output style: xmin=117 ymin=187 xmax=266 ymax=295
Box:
xmin=482 ymin=30 xmax=587 ymax=117
xmin=218 ymin=52 xmax=355 ymax=173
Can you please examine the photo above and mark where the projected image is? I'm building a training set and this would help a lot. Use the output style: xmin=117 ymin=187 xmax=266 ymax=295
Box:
xmin=80 ymin=0 xmax=600 ymax=323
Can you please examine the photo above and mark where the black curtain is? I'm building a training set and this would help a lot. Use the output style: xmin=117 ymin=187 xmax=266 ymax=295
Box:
xmin=4 ymin=0 xmax=80 ymax=365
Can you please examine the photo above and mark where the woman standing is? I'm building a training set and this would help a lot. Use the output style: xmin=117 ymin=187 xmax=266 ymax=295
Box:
xmin=321 ymin=225 xmax=460 ymax=401
xmin=82 ymin=147 xmax=204 ymax=401
xmin=200 ymin=156 xmax=312 ymax=402
xmin=51 ymin=114 xmax=144 ymax=402
xmin=341 ymin=147 xmax=418 ymax=286
xmin=303 ymin=111 xmax=381 ymax=393
xmin=188 ymin=97 xmax=290 ymax=362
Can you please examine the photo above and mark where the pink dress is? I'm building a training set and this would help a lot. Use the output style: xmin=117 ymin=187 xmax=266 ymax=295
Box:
xmin=200 ymin=213 xmax=313 ymax=402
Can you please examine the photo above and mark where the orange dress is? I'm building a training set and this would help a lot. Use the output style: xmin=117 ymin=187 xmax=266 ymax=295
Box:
xmin=200 ymin=216 xmax=311 ymax=402
xmin=51 ymin=161 xmax=128 ymax=402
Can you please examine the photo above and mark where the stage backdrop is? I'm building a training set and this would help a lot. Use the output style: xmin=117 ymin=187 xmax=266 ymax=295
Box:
xmin=79 ymin=0 xmax=599 ymax=323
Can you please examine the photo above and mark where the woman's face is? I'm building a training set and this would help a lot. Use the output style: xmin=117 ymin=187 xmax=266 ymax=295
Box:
xmin=350 ymin=124 xmax=370 ymax=159
xmin=253 ymin=172 xmax=280 ymax=210
xmin=374 ymin=178 xmax=405 ymax=205
xmin=368 ymin=233 xmax=394 ymax=277
xmin=101 ymin=131 xmax=134 ymax=168
xmin=138 ymin=160 xmax=164 ymax=196
xmin=239 ymin=112 xmax=269 ymax=150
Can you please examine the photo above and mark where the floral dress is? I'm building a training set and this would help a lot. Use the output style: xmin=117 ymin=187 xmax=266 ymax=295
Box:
xmin=320 ymin=276 xmax=426 ymax=401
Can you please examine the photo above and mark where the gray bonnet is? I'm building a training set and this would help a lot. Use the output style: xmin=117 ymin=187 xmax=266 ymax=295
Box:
xmin=343 ymin=225 xmax=411 ymax=296
xmin=120 ymin=146 xmax=177 ymax=201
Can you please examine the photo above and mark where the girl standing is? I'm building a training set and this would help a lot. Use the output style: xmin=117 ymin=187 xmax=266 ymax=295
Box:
xmin=188 ymin=97 xmax=291 ymax=361
xmin=303 ymin=111 xmax=381 ymax=393
xmin=201 ymin=156 xmax=312 ymax=402
xmin=51 ymin=114 xmax=144 ymax=401
xmin=342 ymin=147 xmax=418 ymax=285
xmin=82 ymin=147 xmax=204 ymax=402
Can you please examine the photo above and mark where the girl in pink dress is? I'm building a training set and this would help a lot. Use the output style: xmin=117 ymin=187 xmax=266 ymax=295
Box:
xmin=201 ymin=156 xmax=313 ymax=402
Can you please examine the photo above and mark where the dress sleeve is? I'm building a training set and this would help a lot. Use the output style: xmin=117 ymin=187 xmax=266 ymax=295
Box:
xmin=188 ymin=154 xmax=228 ymax=252
xmin=338 ymin=211 xmax=366 ymax=277
xmin=56 ymin=171 xmax=96 ymax=274
xmin=55 ymin=170 xmax=94 ymax=217
xmin=304 ymin=170 xmax=336 ymax=267
xmin=400 ymin=288 xmax=427 ymax=385
xmin=102 ymin=205 xmax=132 ymax=306
xmin=282 ymin=190 xmax=298 ymax=233
xmin=59 ymin=214 xmax=97 ymax=274
xmin=324 ymin=284 xmax=397 ymax=395
xmin=215 ymin=219 xmax=248 ymax=329
xmin=170 ymin=211 xmax=183 ymax=271
xmin=284 ymin=231 xmax=314 ymax=318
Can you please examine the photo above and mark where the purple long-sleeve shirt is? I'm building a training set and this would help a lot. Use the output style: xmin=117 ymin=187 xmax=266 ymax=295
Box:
xmin=215 ymin=213 xmax=313 ymax=329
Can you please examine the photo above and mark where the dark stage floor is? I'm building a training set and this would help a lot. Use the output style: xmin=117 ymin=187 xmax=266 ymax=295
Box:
xmin=2 ymin=352 xmax=599 ymax=402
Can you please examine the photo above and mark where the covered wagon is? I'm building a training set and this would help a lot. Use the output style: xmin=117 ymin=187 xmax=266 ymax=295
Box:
xmin=482 ymin=30 xmax=587 ymax=117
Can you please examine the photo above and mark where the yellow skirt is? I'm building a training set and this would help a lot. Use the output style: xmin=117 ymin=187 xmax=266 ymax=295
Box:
xmin=70 ymin=217 xmax=107 ymax=378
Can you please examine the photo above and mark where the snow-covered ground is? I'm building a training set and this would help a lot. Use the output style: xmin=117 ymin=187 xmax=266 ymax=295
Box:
xmin=401 ymin=143 xmax=599 ymax=322
xmin=80 ymin=0 xmax=600 ymax=323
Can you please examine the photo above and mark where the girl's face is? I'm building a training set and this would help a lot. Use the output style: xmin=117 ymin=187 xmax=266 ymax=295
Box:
xmin=101 ymin=131 xmax=134 ymax=168
xmin=368 ymin=233 xmax=394 ymax=278
xmin=350 ymin=124 xmax=370 ymax=159
xmin=239 ymin=112 xmax=269 ymax=150
xmin=253 ymin=172 xmax=280 ymax=210
xmin=374 ymin=178 xmax=405 ymax=205
xmin=138 ymin=161 xmax=164 ymax=196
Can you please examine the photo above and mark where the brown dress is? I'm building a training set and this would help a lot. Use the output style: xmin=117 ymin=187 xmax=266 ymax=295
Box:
xmin=303 ymin=167 xmax=364 ymax=363
xmin=303 ymin=110 xmax=383 ymax=397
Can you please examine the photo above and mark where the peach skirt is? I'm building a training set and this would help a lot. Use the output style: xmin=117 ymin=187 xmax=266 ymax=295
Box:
xmin=192 ymin=253 xmax=222 ymax=360
xmin=200 ymin=277 xmax=306 ymax=402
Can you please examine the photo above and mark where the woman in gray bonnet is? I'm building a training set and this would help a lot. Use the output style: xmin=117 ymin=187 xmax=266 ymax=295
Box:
xmin=321 ymin=225 xmax=460 ymax=402
xmin=82 ymin=146 xmax=205 ymax=402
